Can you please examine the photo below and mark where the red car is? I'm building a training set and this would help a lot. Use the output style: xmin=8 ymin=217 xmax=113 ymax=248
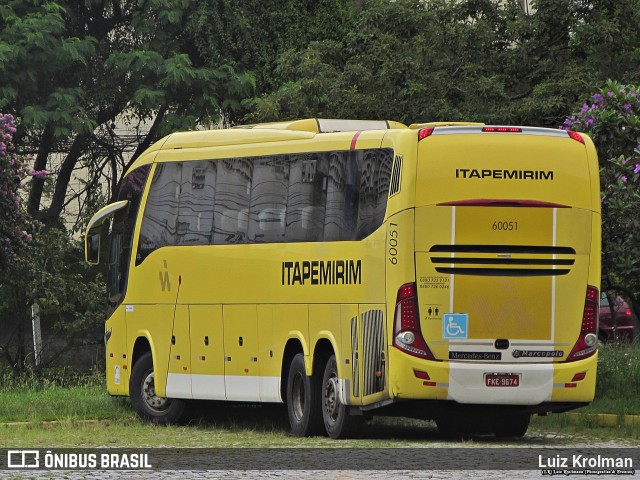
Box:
xmin=599 ymin=294 xmax=639 ymax=343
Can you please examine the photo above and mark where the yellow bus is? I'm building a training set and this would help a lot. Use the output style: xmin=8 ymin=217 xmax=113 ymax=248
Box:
xmin=85 ymin=119 xmax=600 ymax=438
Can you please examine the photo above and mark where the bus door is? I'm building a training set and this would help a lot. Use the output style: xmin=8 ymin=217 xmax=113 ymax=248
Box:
xmin=223 ymin=305 xmax=260 ymax=401
xmin=190 ymin=305 xmax=225 ymax=400
xmin=166 ymin=304 xmax=192 ymax=399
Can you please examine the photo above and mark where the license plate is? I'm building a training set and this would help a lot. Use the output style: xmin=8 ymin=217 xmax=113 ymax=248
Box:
xmin=484 ymin=373 xmax=520 ymax=387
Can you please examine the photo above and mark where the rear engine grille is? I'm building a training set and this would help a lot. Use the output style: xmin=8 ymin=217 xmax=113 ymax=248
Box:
xmin=429 ymin=244 xmax=576 ymax=277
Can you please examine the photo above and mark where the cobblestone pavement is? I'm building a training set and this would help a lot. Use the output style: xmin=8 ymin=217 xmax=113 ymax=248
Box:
xmin=1 ymin=437 xmax=637 ymax=480
xmin=0 ymin=468 xmax=634 ymax=479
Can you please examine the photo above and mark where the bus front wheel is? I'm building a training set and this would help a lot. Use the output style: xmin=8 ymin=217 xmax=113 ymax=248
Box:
xmin=322 ymin=355 xmax=362 ymax=438
xmin=286 ymin=353 xmax=323 ymax=436
xmin=130 ymin=351 xmax=186 ymax=424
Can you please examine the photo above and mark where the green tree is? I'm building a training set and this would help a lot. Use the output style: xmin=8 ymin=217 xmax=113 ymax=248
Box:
xmin=185 ymin=0 xmax=356 ymax=119
xmin=0 ymin=227 xmax=105 ymax=374
xmin=0 ymin=113 xmax=38 ymax=274
xmin=0 ymin=0 xmax=255 ymax=227
xmin=250 ymin=0 xmax=640 ymax=127
xmin=563 ymin=80 xmax=640 ymax=314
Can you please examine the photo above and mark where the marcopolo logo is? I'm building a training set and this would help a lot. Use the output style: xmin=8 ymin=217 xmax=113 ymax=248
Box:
xmin=512 ymin=350 xmax=564 ymax=358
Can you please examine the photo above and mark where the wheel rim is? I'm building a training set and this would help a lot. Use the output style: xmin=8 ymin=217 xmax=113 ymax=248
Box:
xmin=323 ymin=374 xmax=340 ymax=424
xmin=291 ymin=372 xmax=305 ymax=421
xmin=142 ymin=371 xmax=171 ymax=413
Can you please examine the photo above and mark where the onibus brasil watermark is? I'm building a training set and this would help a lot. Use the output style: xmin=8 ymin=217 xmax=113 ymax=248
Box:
xmin=6 ymin=450 xmax=151 ymax=470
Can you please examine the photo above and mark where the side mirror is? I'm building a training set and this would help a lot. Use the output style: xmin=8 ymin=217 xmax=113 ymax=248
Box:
xmin=84 ymin=200 xmax=129 ymax=266
xmin=86 ymin=230 xmax=101 ymax=265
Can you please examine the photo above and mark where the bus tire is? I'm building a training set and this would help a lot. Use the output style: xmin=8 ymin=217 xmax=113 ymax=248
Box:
xmin=491 ymin=413 xmax=530 ymax=438
xmin=435 ymin=414 xmax=491 ymax=437
xmin=322 ymin=355 xmax=362 ymax=439
xmin=130 ymin=351 xmax=186 ymax=425
xmin=286 ymin=353 xmax=324 ymax=436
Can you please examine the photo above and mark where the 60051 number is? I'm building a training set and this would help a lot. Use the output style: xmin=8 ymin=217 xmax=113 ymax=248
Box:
xmin=492 ymin=221 xmax=518 ymax=231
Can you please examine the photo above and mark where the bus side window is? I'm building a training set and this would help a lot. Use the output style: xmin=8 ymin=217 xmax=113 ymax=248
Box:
xmin=177 ymin=161 xmax=217 ymax=246
xmin=325 ymin=152 xmax=354 ymax=241
xmin=138 ymin=162 xmax=181 ymax=261
xmin=356 ymin=149 xmax=393 ymax=240
xmin=248 ymin=156 xmax=288 ymax=243
xmin=213 ymin=158 xmax=251 ymax=244
xmin=375 ymin=149 xmax=393 ymax=223
xmin=286 ymin=154 xmax=327 ymax=242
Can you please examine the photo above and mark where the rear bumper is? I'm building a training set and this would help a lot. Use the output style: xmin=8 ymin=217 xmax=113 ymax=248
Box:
xmin=388 ymin=347 xmax=597 ymax=406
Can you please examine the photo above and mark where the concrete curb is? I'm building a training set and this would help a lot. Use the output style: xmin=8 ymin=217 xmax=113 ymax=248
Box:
xmin=0 ymin=419 xmax=111 ymax=428
xmin=2 ymin=415 xmax=640 ymax=429
xmin=564 ymin=413 xmax=640 ymax=427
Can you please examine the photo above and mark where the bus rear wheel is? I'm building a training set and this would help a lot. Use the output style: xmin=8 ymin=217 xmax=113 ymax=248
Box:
xmin=130 ymin=351 xmax=186 ymax=424
xmin=286 ymin=353 xmax=323 ymax=436
xmin=322 ymin=355 xmax=362 ymax=439
xmin=491 ymin=413 xmax=530 ymax=438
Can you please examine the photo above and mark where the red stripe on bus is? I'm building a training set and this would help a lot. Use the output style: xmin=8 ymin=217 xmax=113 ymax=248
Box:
xmin=437 ymin=199 xmax=570 ymax=208
xmin=350 ymin=131 xmax=362 ymax=150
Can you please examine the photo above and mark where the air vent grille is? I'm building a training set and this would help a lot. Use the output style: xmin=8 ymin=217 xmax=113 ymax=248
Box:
xmin=388 ymin=155 xmax=402 ymax=196
xmin=429 ymin=244 xmax=576 ymax=277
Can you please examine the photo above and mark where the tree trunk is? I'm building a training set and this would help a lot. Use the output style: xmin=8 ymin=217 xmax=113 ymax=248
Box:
xmin=27 ymin=124 xmax=54 ymax=216
xmin=125 ymin=106 xmax=167 ymax=173
xmin=46 ymin=133 xmax=90 ymax=223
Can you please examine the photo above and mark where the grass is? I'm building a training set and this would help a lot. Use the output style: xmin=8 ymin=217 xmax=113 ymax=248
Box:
xmin=0 ymin=385 xmax=134 ymax=423
xmin=531 ymin=414 xmax=640 ymax=442
xmin=590 ymin=342 xmax=640 ymax=414
xmin=1 ymin=344 xmax=638 ymax=445
xmin=3 ymin=406 xmax=627 ymax=448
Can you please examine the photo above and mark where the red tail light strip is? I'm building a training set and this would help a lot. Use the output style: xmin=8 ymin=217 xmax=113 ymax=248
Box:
xmin=437 ymin=199 xmax=570 ymax=208
xmin=566 ymin=285 xmax=599 ymax=362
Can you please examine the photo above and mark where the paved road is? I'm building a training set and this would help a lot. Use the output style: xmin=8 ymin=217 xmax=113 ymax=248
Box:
xmin=2 ymin=438 xmax=637 ymax=480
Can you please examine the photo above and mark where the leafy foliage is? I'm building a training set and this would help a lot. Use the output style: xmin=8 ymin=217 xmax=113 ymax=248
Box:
xmin=563 ymin=80 xmax=640 ymax=307
xmin=1 ymin=114 xmax=102 ymax=375
xmin=0 ymin=113 xmax=38 ymax=273
xmin=1 ymin=0 xmax=256 ymax=225
xmin=250 ymin=0 xmax=640 ymax=127
xmin=0 ymin=227 xmax=105 ymax=374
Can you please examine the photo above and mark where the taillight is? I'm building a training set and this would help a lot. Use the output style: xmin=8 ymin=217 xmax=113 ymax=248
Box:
xmin=567 ymin=285 xmax=599 ymax=362
xmin=567 ymin=130 xmax=585 ymax=144
xmin=418 ymin=127 xmax=434 ymax=141
xmin=393 ymin=283 xmax=434 ymax=359
xmin=482 ymin=127 xmax=522 ymax=133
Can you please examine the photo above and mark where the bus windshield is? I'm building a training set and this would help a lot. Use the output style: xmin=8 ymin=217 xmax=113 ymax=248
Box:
xmin=106 ymin=165 xmax=150 ymax=307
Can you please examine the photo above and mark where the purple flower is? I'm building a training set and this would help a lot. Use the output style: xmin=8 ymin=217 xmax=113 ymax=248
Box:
xmin=624 ymin=103 xmax=633 ymax=114
xmin=593 ymin=93 xmax=604 ymax=104
xmin=635 ymin=164 xmax=640 ymax=175
xmin=607 ymin=91 xmax=614 ymax=97
xmin=580 ymin=103 xmax=589 ymax=114
xmin=30 ymin=170 xmax=49 ymax=179
xmin=621 ymin=175 xmax=628 ymax=183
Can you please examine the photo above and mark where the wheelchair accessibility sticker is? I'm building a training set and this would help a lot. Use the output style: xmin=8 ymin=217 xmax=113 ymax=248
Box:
xmin=443 ymin=313 xmax=468 ymax=339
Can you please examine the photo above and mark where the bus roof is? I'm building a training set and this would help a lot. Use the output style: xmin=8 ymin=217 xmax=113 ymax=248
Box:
xmin=239 ymin=118 xmax=406 ymax=133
